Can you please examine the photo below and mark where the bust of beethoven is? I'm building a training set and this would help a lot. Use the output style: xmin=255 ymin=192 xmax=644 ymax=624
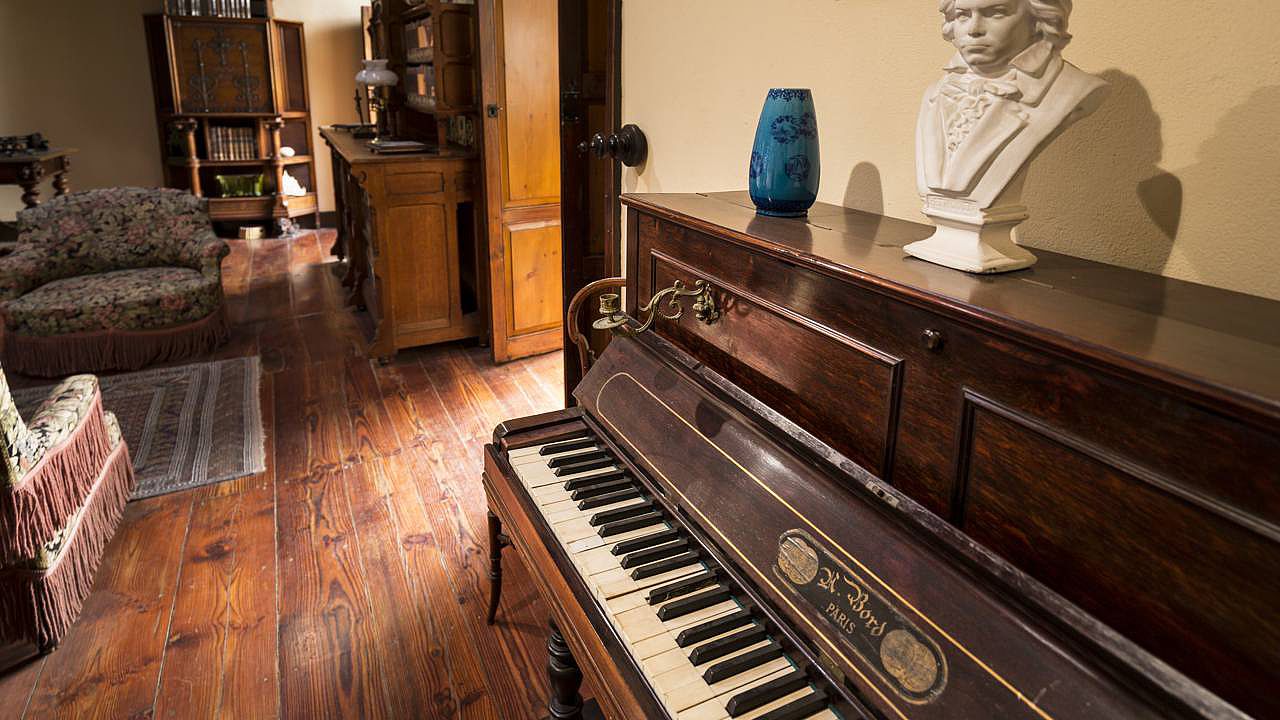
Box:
xmin=915 ymin=0 xmax=1108 ymax=210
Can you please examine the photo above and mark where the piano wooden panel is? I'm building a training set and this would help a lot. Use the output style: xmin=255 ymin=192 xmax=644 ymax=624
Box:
xmin=623 ymin=192 xmax=1280 ymax=718
xmin=649 ymin=249 xmax=904 ymax=479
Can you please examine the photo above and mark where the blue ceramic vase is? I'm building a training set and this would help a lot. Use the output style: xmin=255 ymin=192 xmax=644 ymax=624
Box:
xmin=749 ymin=88 xmax=819 ymax=217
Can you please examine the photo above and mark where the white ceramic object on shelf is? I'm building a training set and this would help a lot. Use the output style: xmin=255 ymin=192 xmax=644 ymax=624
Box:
xmin=281 ymin=171 xmax=307 ymax=197
xmin=355 ymin=59 xmax=398 ymax=88
xmin=908 ymin=0 xmax=1109 ymax=274
xmin=279 ymin=146 xmax=296 ymax=158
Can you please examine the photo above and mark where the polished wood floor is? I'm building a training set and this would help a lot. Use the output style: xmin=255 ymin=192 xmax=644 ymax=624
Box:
xmin=0 ymin=230 xmax=568 ymax=719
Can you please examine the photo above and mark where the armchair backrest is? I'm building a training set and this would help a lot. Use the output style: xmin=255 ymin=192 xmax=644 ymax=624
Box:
xmin=0 ymin=367 xmax=30 ymax=487
xmin=15 ymin=187 xmax=216 ymax=275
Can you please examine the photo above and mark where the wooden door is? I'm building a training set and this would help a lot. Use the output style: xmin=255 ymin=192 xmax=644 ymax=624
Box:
xmin=479 ymin=0 xmax=564 ymax=362
xmin=559 ymin=0 xmax=622 ymax=402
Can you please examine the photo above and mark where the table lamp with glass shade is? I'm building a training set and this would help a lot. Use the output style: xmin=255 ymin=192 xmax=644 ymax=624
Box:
xmin=355 ymin=59 xmax=398 ymax=146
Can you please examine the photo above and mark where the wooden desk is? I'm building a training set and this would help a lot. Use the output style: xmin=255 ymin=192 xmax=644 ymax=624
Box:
xmin=320 ymin=127 xmax=484 ymax=360
xmin=0 ymin=148 xmax=76 ymax=208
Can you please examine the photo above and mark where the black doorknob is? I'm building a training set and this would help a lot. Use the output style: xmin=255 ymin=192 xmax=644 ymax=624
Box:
xmin=580 ymin=124 xmax=647 ymax=167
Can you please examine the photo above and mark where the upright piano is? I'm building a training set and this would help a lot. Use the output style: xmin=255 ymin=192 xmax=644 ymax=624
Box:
xmin=482 ymin=192 xmax=1279 ymax=719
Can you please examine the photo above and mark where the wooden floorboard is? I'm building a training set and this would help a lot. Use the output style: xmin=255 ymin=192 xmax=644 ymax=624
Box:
xmin=1 ymin=231 xmax=564 ymax=719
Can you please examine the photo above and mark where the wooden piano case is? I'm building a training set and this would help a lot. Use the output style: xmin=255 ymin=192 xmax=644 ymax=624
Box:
xmin=485 ymin=334 xmax=1246 ymax=719
xmin=621 ymin=192 xmax=1280 ymax=718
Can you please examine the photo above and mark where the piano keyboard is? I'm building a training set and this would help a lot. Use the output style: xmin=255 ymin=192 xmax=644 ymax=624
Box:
xmin=508 ymin=434 xmax=841 ymax=720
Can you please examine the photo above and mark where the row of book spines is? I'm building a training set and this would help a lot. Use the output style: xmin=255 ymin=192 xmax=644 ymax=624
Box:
xmin=166 ymin=0 xmax=258 ymax=18
xmin=208 ymin=126 xmax=259 ymax=161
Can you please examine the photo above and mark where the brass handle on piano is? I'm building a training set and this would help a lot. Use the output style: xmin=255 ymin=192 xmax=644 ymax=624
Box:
xmin=594 ymin=279 xmax=719 ymax=336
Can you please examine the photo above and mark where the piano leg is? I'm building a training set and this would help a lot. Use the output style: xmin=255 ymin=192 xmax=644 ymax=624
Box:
xmin=547 ymin=620 xmax=585 ymax=720
xmin=487 ymin=510 xmax=510 ymax=625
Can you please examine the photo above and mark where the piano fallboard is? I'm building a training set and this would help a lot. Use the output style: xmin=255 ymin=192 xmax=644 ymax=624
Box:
xmin=484 ymin=334 xmax=1242 ymax=719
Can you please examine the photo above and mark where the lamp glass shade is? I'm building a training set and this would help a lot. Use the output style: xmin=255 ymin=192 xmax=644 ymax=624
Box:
xmin=356 ymin=59 xmax=398 ymax=87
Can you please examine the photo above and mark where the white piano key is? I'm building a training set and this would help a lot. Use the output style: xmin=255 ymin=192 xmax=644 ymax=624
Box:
xmin=594 ymin=559 xmax=707 ymax=600
xmin=616 ymin=599 xmax=740 ymax=646
xmin=665 ymin=659 xmax=794 ymax=714
xmin=576 ymin=542 xmax=638 ymax=577
xmin=545 ymin=497 xmax=646 ymax=527
xmin=552 ymin=516 xmax=602 ymax=544
xmin=641 ymin=625 xmax=747 ymax=677
xmin=681 ymin=685 xmax=813 ymax=720
xmin=651 ymin=639 xmax=773 ymax=697
xmin=506 ymin=443 xmax=555 ymax=460
xmin=566 ymin=523 xmax=669 ymax=554
xmin=522 ymin=464 xmax=620 ymax=489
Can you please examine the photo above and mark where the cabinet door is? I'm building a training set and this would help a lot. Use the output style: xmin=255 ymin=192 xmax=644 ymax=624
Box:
xmin=170 ymin=19 xmax=275 ymax=113
xmin=478 ymin=0 xmax=563 ymax=362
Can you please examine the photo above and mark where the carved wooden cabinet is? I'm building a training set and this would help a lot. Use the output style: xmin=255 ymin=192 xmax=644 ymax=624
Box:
xmin=622 ymin=191 xmax=1280 ymax=719
xmin=144 ymin=12 xmax=319 ymax=230
xmin=321 ymin=128 xmax=484 ymax=360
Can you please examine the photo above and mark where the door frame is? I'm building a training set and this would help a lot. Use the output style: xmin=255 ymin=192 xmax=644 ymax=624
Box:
xmin=559 ymin=0 xmax=623 ymax=404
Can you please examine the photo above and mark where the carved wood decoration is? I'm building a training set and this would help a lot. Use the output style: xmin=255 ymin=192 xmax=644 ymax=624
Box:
xmin=171 ymin=20 xmax=274 ymax=113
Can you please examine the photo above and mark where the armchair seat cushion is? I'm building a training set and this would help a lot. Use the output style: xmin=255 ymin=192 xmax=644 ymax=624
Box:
xmin=4 ymin=266 xmax=221 ymax=336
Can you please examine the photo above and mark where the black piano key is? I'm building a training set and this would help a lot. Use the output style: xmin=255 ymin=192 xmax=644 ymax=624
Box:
xmin=702 ymin=641 xmax=785 ymax=685
xmin=547 ymin=449 xmax=607 ymax=468
xmin=554 ymin=456 xmax=615 ymax=476
xmin=538 ymin=436 xmax=595 ymax=455
xmin=753 ymin=690 xmax=828 ymax=720
xmin=598 ymin=511 xmax=665 ymax=537
xmin=630 ymin=550 xmax=701 ymax=580
xmin=725 ymin=670 xmax=811 ymax=717
xmin=656 ymin=585 xmax=733 ymax=622
xmin=677 ymin=608 xmax=754 ymax=647
xmin=571 ymin=479 xmax=634 ymax=501
xmin=689 ymin=624 xmax=769 ymax=665
xmin=732 ymin=671 xmax=808 ymax=712
xmin=646 ymin=569 xmax=720 ymax=604
xmin=589 ymin=501 xmax=655 ymax=527
xmin=577 ymin=487 xmax=642 ymax=510
xmin=562 ymin=469 xmax=626 ymax=491
xmin=619 ymin=538 xmax=689 ymax=568
xmin=612 ymin=528 xmax=683 ymax=556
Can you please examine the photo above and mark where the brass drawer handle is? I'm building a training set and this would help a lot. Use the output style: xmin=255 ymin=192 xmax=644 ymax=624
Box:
xmin=595 ymin=279 xmax=718 ymax=336
xmin=921 ymin=329 xmax=945 ymax=352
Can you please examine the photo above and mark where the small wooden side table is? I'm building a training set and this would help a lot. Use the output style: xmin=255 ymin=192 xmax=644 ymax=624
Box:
xmin=0 ymin=148 xmax=77 ymax=208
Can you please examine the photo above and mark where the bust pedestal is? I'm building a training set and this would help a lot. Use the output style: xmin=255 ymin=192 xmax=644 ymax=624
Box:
xmin=906 ymin=194 xmax=1037 ymax=274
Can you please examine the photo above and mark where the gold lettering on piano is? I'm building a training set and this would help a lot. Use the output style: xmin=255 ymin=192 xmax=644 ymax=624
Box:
xmin=774 ymin=530 xmax=948 ymax=704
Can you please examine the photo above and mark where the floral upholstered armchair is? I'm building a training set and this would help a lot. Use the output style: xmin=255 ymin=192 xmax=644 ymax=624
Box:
xmin=0 ymin=367 xmax=134 ymax=661
xmin=0 ymin=187 xmax=230 ymax=376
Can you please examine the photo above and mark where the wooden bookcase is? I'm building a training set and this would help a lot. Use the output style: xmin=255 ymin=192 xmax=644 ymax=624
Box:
xmin=370 ymin=0 xmax=480 ymax=153
xmin=143 ymin=11 xmax=319 ymax=231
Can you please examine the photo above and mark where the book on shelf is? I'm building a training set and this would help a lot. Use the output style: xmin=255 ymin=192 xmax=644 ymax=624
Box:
xmin=207 ymin=126 xmax=256 ymax=161
xmin=167 ymin=0 xmax=256 ymax=18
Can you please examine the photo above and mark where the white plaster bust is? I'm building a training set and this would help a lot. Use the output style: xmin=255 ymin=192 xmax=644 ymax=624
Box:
xmin=906 ymin=0 xmax=1109 ymax=273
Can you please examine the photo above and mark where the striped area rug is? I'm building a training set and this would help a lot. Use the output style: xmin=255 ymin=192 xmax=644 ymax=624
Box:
xmin=16 ymin=356 xmax=265 ymax=500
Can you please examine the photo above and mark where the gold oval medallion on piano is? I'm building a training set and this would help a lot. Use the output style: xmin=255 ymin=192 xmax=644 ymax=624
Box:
xmin=778 ymin=535 xmax=820 ymax=585
xmin=880 ymin=629 xmax=940 ymax=694
xmin=773 ymin=529 xmax=948 ymax=704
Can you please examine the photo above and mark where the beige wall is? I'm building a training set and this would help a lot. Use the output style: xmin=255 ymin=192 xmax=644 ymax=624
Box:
xmin=0 ymin=0 xmax=165 ymax=219
xmin=0 ymin=0 xmax=367 ymax=222
xmin=622 ymin=0 xmax=1280 ymax=301
xmin=274 ymin=0 xmax=366 ymax=215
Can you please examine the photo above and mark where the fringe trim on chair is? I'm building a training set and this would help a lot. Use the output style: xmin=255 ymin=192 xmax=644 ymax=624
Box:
xmin=3 ymin=306 xmax=229 ymax=378
xmin=0 ymin=441 xmax=134 ymax=651
xmin=0 ymin=391 xmax=115 ymax=563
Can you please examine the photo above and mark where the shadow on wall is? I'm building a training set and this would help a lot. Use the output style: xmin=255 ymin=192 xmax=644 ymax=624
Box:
xmin=1020 ymin=70 xmax=1183 ymax=275
xmin=1171 ymin=84 xmax=1280 ymax=299
xmin=843 ymin=161 xmax=884 ymax=216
